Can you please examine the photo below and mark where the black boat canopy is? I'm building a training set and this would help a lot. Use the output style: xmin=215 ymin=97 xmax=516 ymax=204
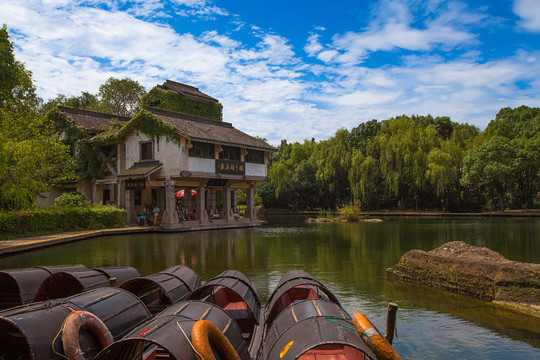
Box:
xmin=95 ymin=300 xmax=249 ymax=360
xmin=188 ymin=270 xmax=261 ymax=323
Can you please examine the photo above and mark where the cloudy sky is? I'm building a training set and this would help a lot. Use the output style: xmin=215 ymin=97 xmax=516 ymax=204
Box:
xmin=1 ymin=0 xmax=539 ymax=145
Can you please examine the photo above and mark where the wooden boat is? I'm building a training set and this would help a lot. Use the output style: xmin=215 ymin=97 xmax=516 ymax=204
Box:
xmin=258 ymin=269 xmax=379 ymax=360
xmin=120 ymin=265 xmax=201 ymax=315
xmin=0 ymin=266 xmax=401 ymax=360
xmin=0 ymin=265 xmax=87 ymax=310
xmin=0 ymin=287 xmax=152 ymax=360
xmin=33 ymin=266 xmax=140 ymax=301
xmin=95 ymin=300 xmax=249 ymax=360
xmin=187 ymin=270 xmax=263 ymax=358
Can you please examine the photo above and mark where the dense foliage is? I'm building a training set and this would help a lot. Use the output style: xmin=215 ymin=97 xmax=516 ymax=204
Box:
xmin=0 ymin=25 xmax=74 ymax=210
xmin=0 ymin=205 xmax=126 ymax=239
xmin=259 ymin=109 xmax=539 ymax=212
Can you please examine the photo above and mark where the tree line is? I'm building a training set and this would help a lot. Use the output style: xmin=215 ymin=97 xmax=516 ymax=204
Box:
xmin=2 ymin=24 xmax=538 ymax=213
xmin=258 ymin=108 xmax=539 ymax=212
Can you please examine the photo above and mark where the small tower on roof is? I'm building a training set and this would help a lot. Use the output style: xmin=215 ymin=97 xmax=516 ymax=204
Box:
xmin=143 ymin=80 xmax=223 ymax=121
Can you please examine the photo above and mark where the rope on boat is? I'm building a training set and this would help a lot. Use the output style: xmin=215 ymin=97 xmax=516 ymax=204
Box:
xmin=177 ymin=320 xmax=204 ymax=360
xmin=51 ymin=306 xmax=78 ymax=360
xmin=323 ymin=316 xmax=380 ymax=359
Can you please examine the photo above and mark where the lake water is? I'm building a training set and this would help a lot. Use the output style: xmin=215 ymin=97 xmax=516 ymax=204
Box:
xmin=1 ymin=215 xmax=539 ymax=359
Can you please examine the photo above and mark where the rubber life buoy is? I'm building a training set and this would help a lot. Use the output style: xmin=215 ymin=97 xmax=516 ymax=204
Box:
xmin=191 ymin=319 xmax=241 ymax=360
xmin=352 ymin=312 xmax=402 ymax=360
xmin=62 ymin=310 xmax=114 ymax=360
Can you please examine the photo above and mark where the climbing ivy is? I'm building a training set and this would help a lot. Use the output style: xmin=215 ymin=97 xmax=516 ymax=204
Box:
xmin=90 ymin=109 xmax=185 ymax=148
xmin=142 ymin=87 xmax=223 ymax=121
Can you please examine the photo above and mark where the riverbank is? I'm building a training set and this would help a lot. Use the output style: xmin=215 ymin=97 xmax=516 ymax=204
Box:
xmin=0 ymin=221 xmax=266 ymax=256
xmin=264 ymin=209 xmax=540 ymax=217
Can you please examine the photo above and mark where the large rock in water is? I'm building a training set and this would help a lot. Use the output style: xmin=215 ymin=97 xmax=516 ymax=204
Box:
xmin=386 ymin=241 xmax=540 ymax=310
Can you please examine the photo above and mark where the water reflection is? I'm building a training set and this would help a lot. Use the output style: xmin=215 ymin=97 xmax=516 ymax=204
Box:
xmin=1 ymin=216 xmax=539 ymax=359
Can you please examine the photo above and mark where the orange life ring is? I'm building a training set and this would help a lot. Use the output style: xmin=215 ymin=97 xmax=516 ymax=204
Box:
xmin=62 ymin=310 xmax=114 ymax=360
xmin=352 ymin=312 xmax=402 ymax=360
xmin=191 ymin=319 xmax=241 ymax=360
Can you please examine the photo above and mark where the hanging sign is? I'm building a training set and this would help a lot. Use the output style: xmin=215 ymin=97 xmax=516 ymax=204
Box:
xmin=125 ymin=179 xmax=146 ymax=190
xmin=216 ymin=160 xmax=245 ymax=175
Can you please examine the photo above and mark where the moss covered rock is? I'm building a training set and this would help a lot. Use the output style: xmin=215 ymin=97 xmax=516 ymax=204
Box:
xmin=387 ymin=241 xmax=540 ymax=308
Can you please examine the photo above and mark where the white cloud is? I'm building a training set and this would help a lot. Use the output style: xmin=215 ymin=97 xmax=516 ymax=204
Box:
xmin=0 ymin=0 xmax=538 ymax=145
xmin=514 ymin=0 xmax=540 ymax=32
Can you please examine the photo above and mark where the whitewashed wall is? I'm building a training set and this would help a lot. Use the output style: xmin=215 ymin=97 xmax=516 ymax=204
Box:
xmin=124 ymin=131 xmax=186 ymax=177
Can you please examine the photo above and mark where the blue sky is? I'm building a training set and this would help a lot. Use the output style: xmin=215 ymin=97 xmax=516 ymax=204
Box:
xmin=1 ymin=0 xmax=539 ymax=145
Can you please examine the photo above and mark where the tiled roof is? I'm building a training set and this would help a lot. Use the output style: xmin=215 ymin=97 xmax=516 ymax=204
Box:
xmin=158 ymin=80 xmax=219 ymax=103
xmin=117 ymin=161 xmax=162 ymax=178
xmin=147 ymin=107 xmax=275 ymax=152
xmin=58 ymin=106 xmax=130 ymax=132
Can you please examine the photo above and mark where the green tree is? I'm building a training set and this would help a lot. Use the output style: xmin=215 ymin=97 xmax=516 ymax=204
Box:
xmin=0 ymin=25 xmax=73 ymax=210
xmin=484 ymin=106 xmax=540 ymax=208
xmin=96 ymin=77 xmax=145 ymax=116
xmin=41 ymin=77 xmax=145 ymax=117
xmin=313 ymin=129 xmax=351 ymax=208
xmin=347 ymin=119 xmax=381 ymax=153
xmin=371 ymin=116 xmax=439 ymax=210
xmin=41 ymin=92 xmax=99 ymax=114
xmin=461 ymin=136 xmax=515 ymax=211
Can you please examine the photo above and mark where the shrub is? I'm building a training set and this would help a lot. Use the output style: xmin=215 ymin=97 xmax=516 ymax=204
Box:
xmin=339 ymin=204 xmax=361 ymax=222
xmin=0 ymin=205 xmax=126 ymax=239
xmin=52 ymin=191 xmax=90 ymax=208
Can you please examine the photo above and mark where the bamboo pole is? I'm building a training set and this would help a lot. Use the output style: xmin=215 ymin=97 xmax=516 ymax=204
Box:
xmin=385 ymin=302 xmax=398 ymax=344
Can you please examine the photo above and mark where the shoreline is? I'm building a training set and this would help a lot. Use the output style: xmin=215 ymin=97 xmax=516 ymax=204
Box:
xmin=0 ymin=221 xmax=266 ymax=257
xmin=264 ymin=209 xmax=540 ymax=217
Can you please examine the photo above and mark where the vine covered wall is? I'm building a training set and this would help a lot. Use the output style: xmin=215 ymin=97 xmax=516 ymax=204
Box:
xmin=142 ymin=87 xmax=223 ymax=121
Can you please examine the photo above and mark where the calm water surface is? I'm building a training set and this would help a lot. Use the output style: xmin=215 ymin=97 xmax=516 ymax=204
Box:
xmin=1 ymin=216 xmax=539 ymax=359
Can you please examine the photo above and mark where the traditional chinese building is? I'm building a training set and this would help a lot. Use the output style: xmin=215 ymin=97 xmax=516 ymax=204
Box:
xmin=46 ymin=80 xmax=275 ymax=229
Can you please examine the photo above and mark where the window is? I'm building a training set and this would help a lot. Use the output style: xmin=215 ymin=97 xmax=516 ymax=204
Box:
xmin=189 ymin=141 xmax=214 ymax=159
xmin=245 ymin=150 xmax=264 ymax=164
xmin=140 ymin=142 xmax=153 ymax=160
xmin=219 ymin=146 xmax=241 ymax=161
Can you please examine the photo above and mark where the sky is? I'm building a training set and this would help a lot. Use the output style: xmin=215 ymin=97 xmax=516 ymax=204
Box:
xmin=1 ymin=0 xmax=539 ymax=145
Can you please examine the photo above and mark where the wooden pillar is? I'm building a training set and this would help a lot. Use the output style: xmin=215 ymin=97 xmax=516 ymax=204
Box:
xmin=222 ymin=183 xmax=233 ymax=221
xmin=385 ymin=303 xmax=399 ymax=345
xmin=232 ymin=189 xmax=238 ymax=213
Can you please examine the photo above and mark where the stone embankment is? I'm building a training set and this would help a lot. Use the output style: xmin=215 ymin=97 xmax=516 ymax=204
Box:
xmin=387 ymin=241 xmax=540 ymax=314
xmin=306 ymin=217 xmax=383 ymax=223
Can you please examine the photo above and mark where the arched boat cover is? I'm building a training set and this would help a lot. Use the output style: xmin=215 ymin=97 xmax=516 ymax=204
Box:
xmin=264 ymin=273 xmax=341 ymax=323
xmin=263 ymin=299 xmax=350 ymax=348
xmin=274 ymin=269 xmax=319 ymax=287
xmin=33 ymin=267 xmax=140 ymax=301
xmin=161 ymin=265 xmax=201 ymax=291
xmin=259 ymin=316 xmax=377 ymax=360
xmin=95 ymin=300 xmax=249 ymax=360
xmin=120 ymin=266 xmax=201 ymax=312
xmin=188 ymin=270 xmax=261 ymax=322
xmin=0 ymin=265 xmax=87 ymax=310
xmin=93 ymin=267 xmax=141 ymax=286
xmin=0 ymin=287 xmax=151 ymax=360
